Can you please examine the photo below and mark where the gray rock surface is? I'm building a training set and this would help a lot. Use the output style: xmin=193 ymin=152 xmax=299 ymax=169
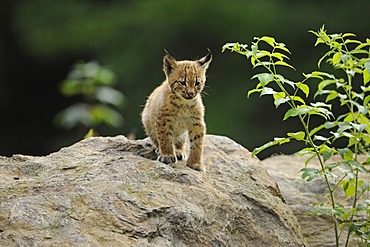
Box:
xmin=0 ymin=135 xmax=306 ymax=246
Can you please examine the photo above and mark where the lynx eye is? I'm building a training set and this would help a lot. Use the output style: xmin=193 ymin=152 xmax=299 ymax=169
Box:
xmin=195 ymin=81 xmax=201 ymax=87
xmin=178 ymin=81 xmax=187 ymax=86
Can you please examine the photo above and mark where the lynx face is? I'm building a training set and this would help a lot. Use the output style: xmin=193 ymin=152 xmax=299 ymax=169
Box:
xmin=163 ymin=53 xmax=211 ymax=100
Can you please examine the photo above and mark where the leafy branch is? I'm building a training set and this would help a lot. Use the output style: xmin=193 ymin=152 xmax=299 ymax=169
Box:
xmin=223 ymin=25 xmax=370 ymax=246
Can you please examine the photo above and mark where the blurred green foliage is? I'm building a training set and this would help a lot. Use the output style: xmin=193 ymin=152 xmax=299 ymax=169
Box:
xmin=56 ymin=61 xmax=124 ymax=133
xmin=2 ymin=0 xmax=370 ymax=156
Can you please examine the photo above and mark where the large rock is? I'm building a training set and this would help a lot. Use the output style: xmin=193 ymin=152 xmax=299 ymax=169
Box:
xmin=0 ymin=135 xmax=306 ymax=246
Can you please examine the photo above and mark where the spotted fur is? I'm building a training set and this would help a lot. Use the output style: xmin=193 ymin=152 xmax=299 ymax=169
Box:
xmin=141 ymin=51 xmax=212 ymax=172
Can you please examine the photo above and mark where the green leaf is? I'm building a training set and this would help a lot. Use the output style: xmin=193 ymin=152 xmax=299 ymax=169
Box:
xmin=273 ymin=92 xmax=287 ymax=108
xmin=338 ymin=148 xmax=353 ymax=161
xmin=340 ymin=179 xmax=356 ymax=197
xmin=275 ymin=60 xmax=295 ymax=70
xmin=309 ymin=71 xmax=336 ymax=80
xmin=271 ymin=52 xmax=289 ymax=61
xmin=84 ymin=128 xmax=96 ymax=139
xmin=364 ymin=95 xmax=370 ymax=105
xmin=332 ymin=52 xmax=341 ymax=65
xmin=290 ymin=96 xmax=306 ymax=105
xmin=324 ymin=121 xmax=337 ymax=129
xmin=297 ymin=82 xmax=309 ymax=97
xmin=342 ymin=33 xmax=356 ymax=38
xmin=309 ymin=124 xmax=324 ymax=137
xmin=326 ymin=91 xmax=338 ymax=102
xmin=351 ymin=123 xmax=368 ymax=132
xmin=260 ymin=87 xmax=276 ymax=96
xmin=300 ymin=168 xmax=320 ymax=182
xmin=287 ymin=131 xmax=305 ymax=141
xmin=313 ymin=135 xmax=328 ymax=142
xmin=361 ymin=182 xmax=370 ymax=192
xmin=252 ymin=137 xmax=290 ymax=156
xmin=247 ymin=88 xmax=263 ymax=97
xmin=274 ymin=97 xmax=290 ymax=108
xmin=255 ymin=50 xmax=271 ymax=59
xmin=310 ymin=102 xmax=332 ymax=109
xmin=322 ymin=150 xmax=334 ymax=162
xmin=259 ymin=36 xmax=276 ymax=47
xmin=273 ymin=92 xmax=286 ymax=100
xmin=363 ymin=68 xmax=370 ymax=85
xmin=283 ymin=106 xmax=311 ymax=120
xmin=344 ymin=39 xmax=362 ymax=45
xmin=318 ymin=79 xmax=337 ymax=91
xmin=275 ymin=43 xmax=291 ymax=54
xmin=251 ymin=73 xmax=274 ymax=86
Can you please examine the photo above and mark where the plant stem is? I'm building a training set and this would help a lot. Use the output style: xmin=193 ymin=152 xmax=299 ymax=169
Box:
xmin=262 ymin=59 xmax=341 ymax=246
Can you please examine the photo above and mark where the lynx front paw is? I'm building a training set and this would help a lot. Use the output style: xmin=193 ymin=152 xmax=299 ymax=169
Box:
xmin=158 ymin=155 xmax=177 ymax=164
xmin=186 ymin=162 xmax=206 ymax=172
xmin=175 ymin=150 xmax=187 ymax=161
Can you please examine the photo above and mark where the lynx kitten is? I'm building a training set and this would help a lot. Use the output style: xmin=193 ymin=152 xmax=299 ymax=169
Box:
xmin=142 ymin=50 xmax=212 ymax=172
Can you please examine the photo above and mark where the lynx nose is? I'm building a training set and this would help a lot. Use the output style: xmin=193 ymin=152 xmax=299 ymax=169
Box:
xmin=187 ymin=89 xmax=196 ymax=97
xmin=187 ymin=92 xmax=196 ymax=98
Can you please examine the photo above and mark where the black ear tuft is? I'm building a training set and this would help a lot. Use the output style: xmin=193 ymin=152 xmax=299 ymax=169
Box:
xmin=198 ymin=49 xmax=212 ymax=68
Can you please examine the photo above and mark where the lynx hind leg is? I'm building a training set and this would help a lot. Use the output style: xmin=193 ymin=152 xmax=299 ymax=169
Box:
xmin=174 ymin=134 xmax=187 ymax=161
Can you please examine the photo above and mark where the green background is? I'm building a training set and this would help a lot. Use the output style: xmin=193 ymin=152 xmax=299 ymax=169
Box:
xmin=1 ymin=0 xmax=370 ymax=158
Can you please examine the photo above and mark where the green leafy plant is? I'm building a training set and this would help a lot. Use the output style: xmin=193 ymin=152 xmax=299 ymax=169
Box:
xmin=55 ymin=61 xmax=125 ymax=136
xmin=223 ymin=26 xmax=370 ymax=246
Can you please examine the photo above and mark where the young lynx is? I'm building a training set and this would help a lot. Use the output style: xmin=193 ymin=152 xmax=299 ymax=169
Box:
xmin=142 ymin=50 xmax=212 ymax=172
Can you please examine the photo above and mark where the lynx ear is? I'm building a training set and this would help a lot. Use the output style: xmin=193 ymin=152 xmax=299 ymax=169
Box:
xmin=163 ymin=50 xmax=178 ymax=77
xmin=198 ymin=49 xmax=212 ymax=69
